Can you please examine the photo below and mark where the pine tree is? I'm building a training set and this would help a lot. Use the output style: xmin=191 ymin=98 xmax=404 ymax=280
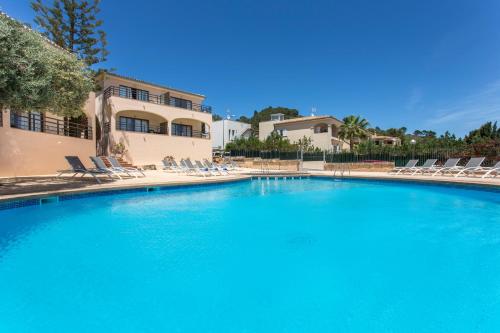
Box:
xmin=31 ymin=0 xmax=108 ymax=66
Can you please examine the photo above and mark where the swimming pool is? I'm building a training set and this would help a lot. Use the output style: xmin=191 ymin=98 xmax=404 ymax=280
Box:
xmin=0 ymin=178 xmax=499 ymax=332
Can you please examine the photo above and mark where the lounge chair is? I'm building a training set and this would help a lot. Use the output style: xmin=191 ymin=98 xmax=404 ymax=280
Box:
xmin=90 ymin=156 xmax=133 ymax=179
xmin=167 ymin=159 xmax=188 ymax=174
xmin=184 ymin=159 xmax=211 ymax=177
xmin=411 ymin=159 xmax=438 ymax=175
xmin=57 ymin=156 xmax=110 ymax=183
xmin=481 ymin=160 xmax=500 ymax=178
xmin=431 ymin=158 xmax=461 ymax=176
xmin=389 ymin=159 xmax=418 ymax=174
xmin=108 ymin=156 xmax=145 ymax=177
xmin=453 ymin=157 xmax=486 ymax=178
xmin=195 ymin=160 xmax=220 ymax=176
xmin=204 ymin=159 xmax=230 ymax=175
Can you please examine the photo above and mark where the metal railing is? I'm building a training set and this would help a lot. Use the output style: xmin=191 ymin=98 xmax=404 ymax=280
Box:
xmin=171 ymin=129 xmax=210 ymax=139
xmin=115 ymin=121 xmax=168 ymax=135
xmin=10 ymin=111 xmax=93 ymax=140
xmin=103 ymin=86 xmax=212 ymax=113
xmin=229 ymin=149 xmax=500 ymax=167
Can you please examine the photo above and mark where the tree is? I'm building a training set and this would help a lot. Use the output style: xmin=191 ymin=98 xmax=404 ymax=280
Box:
xmin=0 ymin=13 xmax=93 ymax=117
xmin=338 ymin=115 xmax=370 ymax=151
xmin=31 ymin=0 xmax=108 ymax=66
xmin=464 ymin=121 xmax=500 ymax=144
xmin=250 ymin=106 xmax=300 ymax=130
xmin=212 ymin=114 xmax=222 ymax=121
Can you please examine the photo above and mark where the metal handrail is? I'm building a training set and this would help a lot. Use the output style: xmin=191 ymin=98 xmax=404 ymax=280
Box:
xmin=115 ymin=122 xmax=168 ymax=135
xmin=104 ymin=86 xmax=212 ymax=113
xmin=171 ymin=129 xmax=210 ymax=139
xmin=10 ymin=111 xmax=93 ymax=140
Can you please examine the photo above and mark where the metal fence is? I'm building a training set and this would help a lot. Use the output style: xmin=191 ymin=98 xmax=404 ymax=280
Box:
xmin=229 ymin=149 xmax=500 ymax=167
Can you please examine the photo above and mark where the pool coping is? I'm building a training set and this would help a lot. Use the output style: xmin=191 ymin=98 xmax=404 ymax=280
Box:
xmin=0 ymin=172 xmax=498 ymax=211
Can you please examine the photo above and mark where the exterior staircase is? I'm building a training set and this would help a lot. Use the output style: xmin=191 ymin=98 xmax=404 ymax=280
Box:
xmin=101 ymin=156 xmax=136 ymax=168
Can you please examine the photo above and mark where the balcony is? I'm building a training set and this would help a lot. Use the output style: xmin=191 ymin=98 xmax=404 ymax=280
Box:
xmin=10 ymin=111 xmax=93 ymax=140
xmin=104 ymin=86 xmax=212 ymax=113
xmin=171 ymin=129 xmax=210 ymax=139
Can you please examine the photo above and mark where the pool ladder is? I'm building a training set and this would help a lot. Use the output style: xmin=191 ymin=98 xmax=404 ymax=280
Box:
xmin=333 ymin=163 xmax=351 ymax=177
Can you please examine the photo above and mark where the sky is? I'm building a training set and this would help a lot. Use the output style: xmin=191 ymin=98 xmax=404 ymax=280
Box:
xmin=2 ymin=0 xmax=500 ymax=137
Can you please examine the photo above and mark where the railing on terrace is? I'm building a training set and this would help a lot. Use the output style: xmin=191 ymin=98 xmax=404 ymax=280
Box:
xmin=103 ymin=86 xmax=212 ymax=113
xmin=116 ymin=122 xmax=168 ymax=135
xmin=0 ymin=110 xmax=2 ymax=127
xmin=10 ymin=111 xmax=93 ymax=140
xmin=229 ymin=149 xmax=500 ymax=167
xmin=171 ymin=129 xmax=210 ymax=139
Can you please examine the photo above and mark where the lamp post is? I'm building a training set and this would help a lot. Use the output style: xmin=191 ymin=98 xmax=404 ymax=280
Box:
xmin=410 ymin=139 xmax=416 ymax=159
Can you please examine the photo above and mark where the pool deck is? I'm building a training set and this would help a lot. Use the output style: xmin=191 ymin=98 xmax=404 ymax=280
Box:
xmin=0 ymin=169 xmax=498 ymax=203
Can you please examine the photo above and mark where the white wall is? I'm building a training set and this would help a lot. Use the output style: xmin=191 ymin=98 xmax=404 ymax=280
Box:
xmin=212 ymin=120 xmax=251 ymax=149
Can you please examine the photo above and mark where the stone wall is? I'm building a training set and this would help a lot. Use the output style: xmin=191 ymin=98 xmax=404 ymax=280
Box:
xmin=235 ymin=158 xmax=300 ymax=171
xmin=324 ymin=161 xmax=394 ymax=172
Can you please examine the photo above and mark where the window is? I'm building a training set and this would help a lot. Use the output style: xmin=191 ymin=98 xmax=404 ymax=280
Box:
xmin=172 ymin=123 xmax=192 ymax=137
xmin=119 ymin=85 xmax=149 ymax=102
xmin=170 ymin=97 xmax=193 ymax=110
xmin=118 ymin=116 xmax=149 ymax=133
xmin=314 ymin=124 xmax=328 ymax=133
xmin=11 ymin=111 xmax=43 ymax=132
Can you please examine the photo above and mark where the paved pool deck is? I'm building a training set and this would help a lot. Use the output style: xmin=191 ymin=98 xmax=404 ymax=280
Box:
xmin=0 ymin=169 xmax=498 ymax=203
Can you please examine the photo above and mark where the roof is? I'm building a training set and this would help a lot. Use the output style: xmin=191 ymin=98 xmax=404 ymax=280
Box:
xmin=274 ymin=116 xmax=343 ymax=125
xmin=98 ymin=72 xmax=206 ymax=98
xmin=371 ymin=135 xmax=401 ymax=140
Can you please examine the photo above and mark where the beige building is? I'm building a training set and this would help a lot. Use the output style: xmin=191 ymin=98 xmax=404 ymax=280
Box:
xmin=370 ymin=135 xmax=401 ymax=146
xmin=95 ymin=72 xmax=212 ymax=166
xmin=0 ymin=94 xmax=96 ymax=177
xmin=259 ymin=114 xmax=350 ymax=151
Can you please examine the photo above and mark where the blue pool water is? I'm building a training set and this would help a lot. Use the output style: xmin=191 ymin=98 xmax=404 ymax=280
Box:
xmin=0 ymin=178 xmax=499 ymax=332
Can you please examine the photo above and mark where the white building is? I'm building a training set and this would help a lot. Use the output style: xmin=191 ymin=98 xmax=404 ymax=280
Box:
xmin=212 ymin=119 xmax=252 ymax=149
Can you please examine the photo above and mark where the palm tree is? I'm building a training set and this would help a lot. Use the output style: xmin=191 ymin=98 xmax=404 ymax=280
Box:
xmin=339 ymin=115 xmax=370 ymax=151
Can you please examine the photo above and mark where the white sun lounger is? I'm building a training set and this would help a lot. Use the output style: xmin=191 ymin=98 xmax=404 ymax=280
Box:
xmin=431 ymin=158 xmax=461 ymax=176
xmin=411 ymin=159 xmax=438 ymax=175
xmin=108 ymin=156 xmax=145 ymax=177
xmin=453 ymin=157 xmax=486 ymax=178
xmin=480 ymin=160 xmax=500 ymax=178
xmin=389 ymin=159 xmax=418 ymax=174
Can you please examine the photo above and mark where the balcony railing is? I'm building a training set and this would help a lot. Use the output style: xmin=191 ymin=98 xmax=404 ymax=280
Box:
xmin=104 ymin=86 xmax=212 ymax=113
xmin=171 ymin=129 xmax=210 ymax=139
xmin=116 ymin=122 xmax=168 ymax=135
xmin=10 ymin=111 xmax=93 ymax=140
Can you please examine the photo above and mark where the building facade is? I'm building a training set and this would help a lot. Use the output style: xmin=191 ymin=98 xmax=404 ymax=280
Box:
xmin=259 ymin=114 xmax=350 ymax=151
xmin=95 ymin=73 xmax=213 ymax=166
xmin=212 ymin=119 xmax=252 ymax=149
xmin=0 ymin=94 xmax=96 ymax=177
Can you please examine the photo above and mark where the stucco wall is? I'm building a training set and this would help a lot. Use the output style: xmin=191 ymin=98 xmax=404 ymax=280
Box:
xmin=104 ymin=96 xmax=212 ymax=166
xmin=0 ymin=93 xmax=96 ymax=177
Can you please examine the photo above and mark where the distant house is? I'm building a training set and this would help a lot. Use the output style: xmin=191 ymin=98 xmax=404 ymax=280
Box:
xmin=259 ymin=114 xmax=349 ymax=151
xmin=212 ymin=119 xmax=252 ymax=149
xmin=370 ymin=135 xmax=401 ymax=146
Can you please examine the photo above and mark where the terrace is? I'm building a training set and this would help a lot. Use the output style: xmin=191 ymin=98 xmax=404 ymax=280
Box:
xmin=104 ymin=86 xmax=212 ymax=114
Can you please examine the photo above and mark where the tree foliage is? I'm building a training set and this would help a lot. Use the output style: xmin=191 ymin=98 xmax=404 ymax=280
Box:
xmin=338 ymin=115 xmax=370 ymax=150
xmin=31 ymin=0 xmax=108 ymax=66
xmin=0 ymin=13 xmax=93 ymax=117
xmin=248 ymin=106 xmax=300 ymax=130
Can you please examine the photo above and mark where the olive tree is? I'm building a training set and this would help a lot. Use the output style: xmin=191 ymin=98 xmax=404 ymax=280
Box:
xmin=0 ymin=13 xmax=93 ymax=117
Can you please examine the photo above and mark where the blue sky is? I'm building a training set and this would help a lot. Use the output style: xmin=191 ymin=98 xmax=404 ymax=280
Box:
xmin=2 ymin=0 xmax=500 ymax=136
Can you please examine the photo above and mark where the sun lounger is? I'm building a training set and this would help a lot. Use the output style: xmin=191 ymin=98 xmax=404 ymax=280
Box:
xmin=108 ymin=156 xmax=145 ymax=177
xmin=453 ymin=157 xmax=486 ymax=178
xmin=480 ymin=160 xmax=500 ymax=178
xmin=184 ymin=159 xmax=211 ymax=177
xmin=204 ymin=159 xmax=229 ymax=175
xmin=431 ymin=158 xmax=461 ymax=176
xmin=389 ymin=159 xmax=418 ymax=174
xmin=57 ymin=156 xmax=110 ymax=183
xmin=411 ymin=159 xmax=438 ymax=175
xmin=90 ymin=156 xmax=133 ymax=179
